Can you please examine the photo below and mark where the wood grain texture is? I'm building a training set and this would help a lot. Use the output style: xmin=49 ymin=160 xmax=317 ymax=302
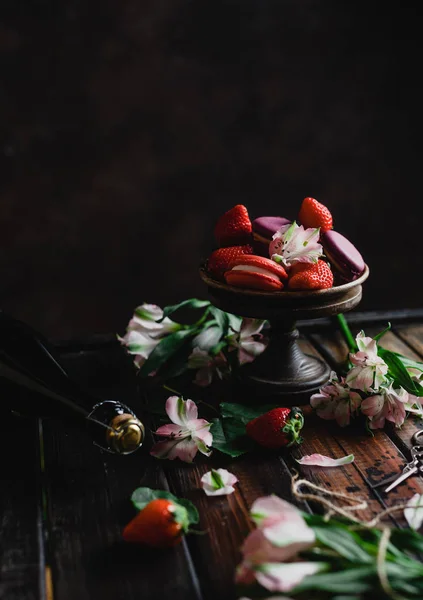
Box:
xmin=41 ymin=345 xmax=201 ymax=600
xmin=7 ymin=318 xmax=423 ymax=600
xmin=0 ymin=417 xmax=43 ymax=600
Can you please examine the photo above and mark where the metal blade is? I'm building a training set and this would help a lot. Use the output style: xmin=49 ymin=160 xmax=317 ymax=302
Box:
xmin=384 ymin=465 xmax=418 ymax=493
xmin=371 ymin=472 xmax=406 ymax=489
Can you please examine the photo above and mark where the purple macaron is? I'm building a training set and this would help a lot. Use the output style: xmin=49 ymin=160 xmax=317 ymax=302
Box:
xmin=321 ymin=230 xmax=365 ymax=282
xmin=252 ymin=216 xmax=291 ymax=257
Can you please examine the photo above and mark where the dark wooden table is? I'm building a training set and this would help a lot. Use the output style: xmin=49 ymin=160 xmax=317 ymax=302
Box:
xmin=3 ymin=309 xmax=423 ymax=600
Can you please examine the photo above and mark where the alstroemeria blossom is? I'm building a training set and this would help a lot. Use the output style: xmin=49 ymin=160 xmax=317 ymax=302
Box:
xmin=361 ymin=383 xmax=410 ymax=429
xmin=237 ymin=561 xmax=327 ymax=593
xmin=187 ymin=347 xmax=228 ymax=386
xmin=150 ymin=396 xmax=213 ymax=462
xmin=270 ymin=221 xmax=323 ymax=268
xmin=404 ymin=493 xmax=423 ymax=530
xmin=295 ymin=453 xmax=355 ymax=467
xmin=345 ymin=331 xmax=389 ymax=392
xmin=118 ymin=303 xmax=180 ymax=369
xmin=201 ymin=468 xmax=238 ymax=496
xmin=227 ymin=318 xmax=268 ymax=365
xmin=310 ymin=371 xmax=362 ymax=427
xmin=250 ymin=495 xmax=315 ymax=550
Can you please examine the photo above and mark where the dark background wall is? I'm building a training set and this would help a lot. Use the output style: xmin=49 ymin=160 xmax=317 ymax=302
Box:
xmin=1 ymin=1 xmax=421 ymax=340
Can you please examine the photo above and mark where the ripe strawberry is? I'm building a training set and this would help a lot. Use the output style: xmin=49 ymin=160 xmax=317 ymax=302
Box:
xmin=207 ymin=244 xmax=253 ymax=280
xmin=288 ymin=260 xmax=334 ymax=290
xmin=246 ymin=407 xmax=304 ymax=449
xmin=298 ymin=197 xmax=333 ymax=232
xmin=214 ymin=204 xmax=253 ymax=247
xmin=122 ymin=498 xmax=188 ymax=548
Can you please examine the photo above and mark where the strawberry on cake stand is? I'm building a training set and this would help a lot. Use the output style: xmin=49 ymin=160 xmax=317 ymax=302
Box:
xmin=200 ymin=200 xmax=369 ymax=405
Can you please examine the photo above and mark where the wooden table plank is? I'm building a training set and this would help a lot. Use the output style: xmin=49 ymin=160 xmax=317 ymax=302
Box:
xmin=41 ymin=344 xmax=202 ymax=600
xmin=0 ymin=416 xmax=43 ymax=600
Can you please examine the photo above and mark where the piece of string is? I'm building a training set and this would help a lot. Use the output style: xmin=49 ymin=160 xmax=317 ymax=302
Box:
xmin=291 ymin=474 xmax=423 ymax=600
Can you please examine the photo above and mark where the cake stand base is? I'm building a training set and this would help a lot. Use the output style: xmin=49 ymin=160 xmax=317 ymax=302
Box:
xmin=235 ymin=321 xmax=331 ymax=406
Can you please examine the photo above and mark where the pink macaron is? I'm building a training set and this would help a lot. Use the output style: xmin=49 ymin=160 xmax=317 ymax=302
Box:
xmin=251 ymin=216 xmax=291 ymax=257
xmin=321 ymin=230 xmax=365 ymax=282
xmin=224 ymin=255 xmax=288 ymax=291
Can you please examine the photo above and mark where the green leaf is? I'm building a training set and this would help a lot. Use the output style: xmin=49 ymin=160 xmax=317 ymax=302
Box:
xmin=160 ymin=298 xmax=210 ymax=321
xmin=335 ymin=314 xmax=358 ymax=353
xmin=312 ymin=525 xmax=373 ymax=564
xmin=210 ymin=418 xmax=255 ymax=457
xmin=209 ymin=306 xmax=230 ymax=336
xmin=210 ymin=469 xmax=225 ymax=490
xmin=378 ymin=347 xmax=423 ymax=396
xmin=219 ymin=402 xmax=278 ymax=424
xmin=138 ymin=329 xmax=195 ymax=377
xmin=131 ymin=487 xmax=199 ymax=526
xmin=293 ymin=565 xmax=375 ymax=594
xmin=373 ymin=322 xmax=391 ymax=341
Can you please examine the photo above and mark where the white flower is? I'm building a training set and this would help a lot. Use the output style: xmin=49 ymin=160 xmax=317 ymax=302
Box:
xmin=404 ymin=494 xmax=423 ymax=530
xmin=201 ymin=468 xmax=238 ymax=496
xmin=252 ymin=562 xmax=327 ymax=593
xmin=118 ymin=303 xmax=180 ymax=369
xmin=150 ymin=396 xmax=213 ymax=462
xmin=310 ymin=371 xmax=362 ymax=427
xmin=345 ymin=331 xmax=389 ymax=392
xmin=269 ymin=221 xmax=323 ymax=268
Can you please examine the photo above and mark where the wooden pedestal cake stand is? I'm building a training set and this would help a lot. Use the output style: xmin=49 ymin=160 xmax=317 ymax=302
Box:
xmin=199 ymin=264 xmax=369 ymax=406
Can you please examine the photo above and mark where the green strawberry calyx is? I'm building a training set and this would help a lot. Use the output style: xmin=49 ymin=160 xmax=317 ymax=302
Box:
xmin=282 ymin=407 xmax=304 ymax=447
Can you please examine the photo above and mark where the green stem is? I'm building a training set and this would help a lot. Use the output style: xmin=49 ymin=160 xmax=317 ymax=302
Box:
xmin=163 ymin=384 xmax=183 ymax=397
xmin=336 ymin=314 xmax=358 ymax=353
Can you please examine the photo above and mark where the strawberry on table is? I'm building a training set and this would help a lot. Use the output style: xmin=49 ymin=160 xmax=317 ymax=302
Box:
xmin=298 ymin=197 xmax=333 ymax=232
xmin=214 ymin=204 xmax=253 ymax=247
xmin=122 ymin=498 xmax=189 ymax=548
xmin=207 ymin=244 xmax=253 ymax=281
xmin=246 ymin=407 xmax=304 ymax=449
xmin=288 ymin=259 xmax=334 ymax=291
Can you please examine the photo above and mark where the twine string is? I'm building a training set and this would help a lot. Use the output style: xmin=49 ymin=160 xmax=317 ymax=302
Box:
xmin=291 ymin=475 xmax=423 ymax=600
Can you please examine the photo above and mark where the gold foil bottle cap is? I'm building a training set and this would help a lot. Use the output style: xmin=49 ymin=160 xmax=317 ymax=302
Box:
xmin=106 ymin=413 xmax=145 ymax=454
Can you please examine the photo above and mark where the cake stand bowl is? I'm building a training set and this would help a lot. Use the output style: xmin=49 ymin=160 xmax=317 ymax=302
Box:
xmin=199 ymin=264 xmax=370 ymax=406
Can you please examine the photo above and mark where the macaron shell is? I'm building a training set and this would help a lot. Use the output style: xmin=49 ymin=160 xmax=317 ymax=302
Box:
xmin=228 ymin=254 xmax=288 ymax=280
xmin=224 ymin=270 xmax=284 ymax=291
xmin=252 ymin=216 xmax=291 ymax=238
xmin=321 ymin=230 xmax=365 ymax=280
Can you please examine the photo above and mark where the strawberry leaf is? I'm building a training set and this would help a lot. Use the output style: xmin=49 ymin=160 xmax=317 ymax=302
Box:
xmin=130 ymin=487 xmax=199 ymax=526
xmin=210 ymin=418 xmax=255 ymax=457
xmin=219 ymin=401 xmax=279 ymax=424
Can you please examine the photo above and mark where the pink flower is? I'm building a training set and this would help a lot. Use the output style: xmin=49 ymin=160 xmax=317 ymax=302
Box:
xmin=345 ymin=331 xmax=388 ymax=392
xmin=270 ymin=221 xmax=323 ymax=268
xmin=250 ymin=562 xmax=327 ymax=593
xmin=361 ymin=383 xmax=410 ymax=429
xmin=310 ymin=371 xmax=362 ymax=427
xmin=227 ymin=318 xmax=268 ymax=365
xmin=187 ymin=347 xmax=228 ymax=386
xmin=150 ymin=396 xmax=213 ymax=462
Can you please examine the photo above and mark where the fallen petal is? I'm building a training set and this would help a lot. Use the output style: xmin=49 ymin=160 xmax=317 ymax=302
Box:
xmin=404 ymin=493 xmax=423 ymax=531
xmin=295 ymin=453 xmax=354 ymax=467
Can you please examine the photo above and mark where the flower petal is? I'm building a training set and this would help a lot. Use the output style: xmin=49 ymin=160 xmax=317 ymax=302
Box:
xmin=165 ymin=396 xmax=198 ymax=426
xmin=295 ymin=453 xmax=355 ymax=467
xmin=193 ymin=326 xmax=223 ymax=351
xmin=404 ymin=493 xmax=423 ymax=530
xmin=250 ymin=495 xmax=300 ymax=527
xmin=201 ymin=468 xmax=238 ymax=496
xmin=154 ymin=423 xmax=189 ymax=438
xmin=255 ymin=562 xmax=327 ymax=593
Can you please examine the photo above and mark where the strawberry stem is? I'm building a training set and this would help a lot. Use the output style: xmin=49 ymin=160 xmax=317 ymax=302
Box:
xmin=282 ymin=407 xmax=304 ymax=447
